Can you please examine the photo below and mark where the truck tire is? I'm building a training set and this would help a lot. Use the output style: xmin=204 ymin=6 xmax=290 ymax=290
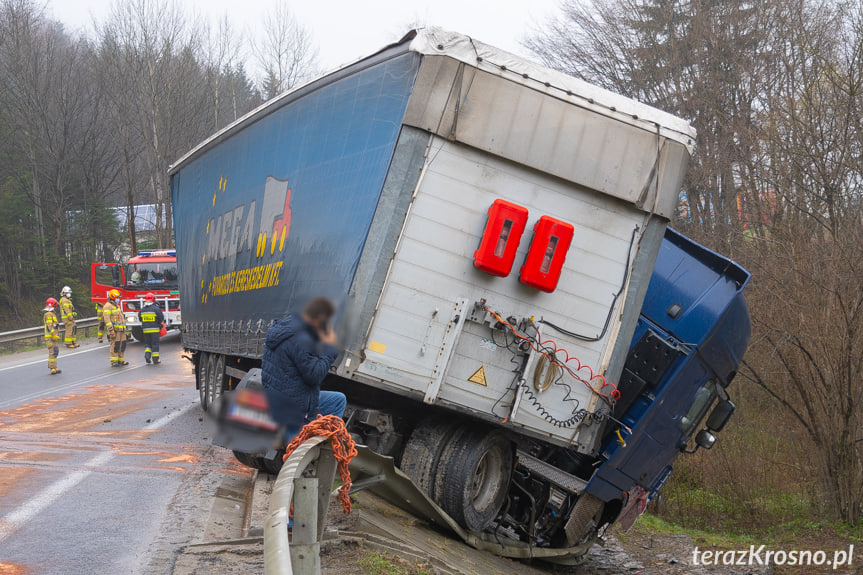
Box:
xmin=131 ymin=326 xmax=144 ymax=342
xmin=399 ymin=419 xmax=461 ymax=500
xmin=198 ymin=352 xmax=211 ymax=411
xmin=263 ymin=448 xmax=286 ymax=476
xmin=233 ymin=450 xmax=265 ymax=471
xmin=206 ymin=354 xmax=225 ymax=407
xmin=564 ymin=493 xmax=604 ymax=546
xmin=434 ymin=425 xmax=513 ymax=532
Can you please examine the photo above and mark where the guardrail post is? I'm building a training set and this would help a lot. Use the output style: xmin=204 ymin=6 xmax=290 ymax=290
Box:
xmin=265 ymin=436 xmax=335 ymax=575
xmin=314 ymin=445 xmax=337 ymax=541
xmin=290 ymin=477 xmax=320 ymax=573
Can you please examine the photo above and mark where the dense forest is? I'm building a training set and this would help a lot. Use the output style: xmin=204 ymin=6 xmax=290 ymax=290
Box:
xmin=1 ymin=0 xmax=862 ymax=533
xmin=0 ymin=0 xmax=316 ymax=327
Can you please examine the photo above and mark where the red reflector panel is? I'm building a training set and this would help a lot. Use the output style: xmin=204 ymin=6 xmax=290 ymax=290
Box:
xmin=520 ymin=216 xmax=575 ymax=292
xmin=474 ymin=199 xmax=529 ymax=277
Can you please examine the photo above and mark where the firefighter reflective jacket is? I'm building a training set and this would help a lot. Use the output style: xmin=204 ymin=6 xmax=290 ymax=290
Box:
xmin=139 ymin=302 xmax=164 ymax=334
xmin=59 ymin=296 xmax=76 ymax=322
xmin=103 ymin=301 xmax=126 ymax=332
xmin=43 ymin=309 xmax=60 ymax=339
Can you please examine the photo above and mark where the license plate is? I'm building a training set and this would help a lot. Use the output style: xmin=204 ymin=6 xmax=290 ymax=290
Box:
xmin=227 ymin=403 xmax=279 ymax=431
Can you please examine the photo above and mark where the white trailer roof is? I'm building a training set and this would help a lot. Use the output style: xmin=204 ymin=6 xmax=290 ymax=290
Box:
xmin=408 ymin=28 xmax=695 ymax=153
xmin=171 ymin=27 xmax=695 ymax=175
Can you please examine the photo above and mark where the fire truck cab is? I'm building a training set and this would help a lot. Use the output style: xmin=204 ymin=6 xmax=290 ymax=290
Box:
xmin=91 ymin=250 xmax=181 ymax=342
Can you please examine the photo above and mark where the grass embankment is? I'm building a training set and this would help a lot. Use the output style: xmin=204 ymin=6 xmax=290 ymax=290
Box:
xmin=631 ymin=381 xmax=863 ymax=573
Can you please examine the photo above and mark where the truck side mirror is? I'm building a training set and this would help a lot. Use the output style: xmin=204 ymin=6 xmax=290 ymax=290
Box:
xmin=694 ymin=429 xmax=717 ymax=450
xmin=706 ymin=399 xmax=735 ymax=432
xmin=681 ymin=429 xmax=718 ymax=454
xmin=112 ymin=266 xmax=121 ymax=287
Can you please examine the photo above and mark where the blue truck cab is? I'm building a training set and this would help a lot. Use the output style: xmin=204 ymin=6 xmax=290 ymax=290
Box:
xmin=587 ymin=228 xmax=751 ymax=522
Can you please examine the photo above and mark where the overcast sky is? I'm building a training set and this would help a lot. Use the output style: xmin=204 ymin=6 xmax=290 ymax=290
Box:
xmin=47 ymin=0 xmax=560 ymax=73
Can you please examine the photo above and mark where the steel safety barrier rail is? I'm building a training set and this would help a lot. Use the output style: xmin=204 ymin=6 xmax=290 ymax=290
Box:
xmin=0 ymin=317 xmax=101 ymax=351
xmin=265 ymin=436 xmax=338 ymax=575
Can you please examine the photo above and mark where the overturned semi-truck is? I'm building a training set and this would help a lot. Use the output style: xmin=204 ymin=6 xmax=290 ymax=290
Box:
xmin=169 ymin=28 xmax=751 ymax=564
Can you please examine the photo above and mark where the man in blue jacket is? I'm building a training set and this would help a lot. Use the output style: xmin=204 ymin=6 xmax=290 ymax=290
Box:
xmin=261 ymin=297 xmax=346 ymax=442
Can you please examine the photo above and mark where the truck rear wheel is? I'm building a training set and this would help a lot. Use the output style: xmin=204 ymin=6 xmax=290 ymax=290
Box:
xmin=434 ymin=426 xmax=513 ymax=532
xmin=400 ymin=419 xmax=461 ymax=499
xmin=131 ymin=327 xmax=144 ymax=342
xmin=206 ymin=354 xmax=225 ymax=407
xmin=198 ymin=352 xmax=211 ymax=411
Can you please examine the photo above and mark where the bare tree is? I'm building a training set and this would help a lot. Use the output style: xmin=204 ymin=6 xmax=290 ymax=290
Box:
xmin=252 ymin=1 xmax=318 ymax=100
xmin=201 ymin=14 xmax=259 ymax=130
xmin=740 ymin=0 xmax=863 ymax=524
xmin=202 ymin=15 xmax=239 ymax=128
xmin=96 ymin=0 xmax=211 ymax=249
xmin=95 ymin=11 xmax=146 ymax=254
xmin=0 ymin=0 xmax=107 ymax=257
xmin=526 ymin=0 xmax=781 ymax=237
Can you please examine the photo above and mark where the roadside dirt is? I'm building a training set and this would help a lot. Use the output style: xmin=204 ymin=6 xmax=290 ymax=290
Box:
xmin=174 ymin=471 xmax=856 ymax=575
xmin=319 ymin=491 xmax=777 ymax=575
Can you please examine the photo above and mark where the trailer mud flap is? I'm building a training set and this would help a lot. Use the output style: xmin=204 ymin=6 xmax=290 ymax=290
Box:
xmin=348 ymin=445 xmax=599 ymax=563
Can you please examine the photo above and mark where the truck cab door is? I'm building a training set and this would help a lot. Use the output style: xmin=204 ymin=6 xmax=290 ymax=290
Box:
xmin=91 ymin=262 xmax=123 ymax=303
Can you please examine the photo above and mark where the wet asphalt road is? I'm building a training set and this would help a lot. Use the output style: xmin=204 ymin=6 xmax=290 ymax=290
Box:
xmin=0 ymin=333 xmax=249 ymax=575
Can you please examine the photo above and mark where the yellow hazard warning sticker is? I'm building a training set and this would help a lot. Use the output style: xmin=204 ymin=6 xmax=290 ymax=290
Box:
xmin=368 ymin=341 xmax=386 ymax=354
xmin=468 ymin=366 xmax=488 ymax=386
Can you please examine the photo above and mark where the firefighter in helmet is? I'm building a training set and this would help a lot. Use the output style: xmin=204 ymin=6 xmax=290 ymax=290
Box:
xmin=43 ymin=298 xmax=62 ymax=374
xmin=59 ymin=285 xmax=79 ymax=348
xmin=95 ymin=301 xmax=105 ymax=343
xmin=102 ymin=289 xmax=129 ymax=366
xmin=138 ymin=292 xmax=165 ymax=364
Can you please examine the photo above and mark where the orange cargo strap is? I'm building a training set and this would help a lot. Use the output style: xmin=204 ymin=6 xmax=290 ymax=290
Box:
xmin=282 ymin=414 xmax=358 ymax=514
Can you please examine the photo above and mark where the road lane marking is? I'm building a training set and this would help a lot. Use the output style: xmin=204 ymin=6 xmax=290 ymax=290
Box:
xmin=0 ymin=402 xmax=196 ymax=543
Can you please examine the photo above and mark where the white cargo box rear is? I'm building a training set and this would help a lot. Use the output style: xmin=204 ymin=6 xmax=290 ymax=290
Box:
xmin=335 ymin=29 xmax=694 ymax=454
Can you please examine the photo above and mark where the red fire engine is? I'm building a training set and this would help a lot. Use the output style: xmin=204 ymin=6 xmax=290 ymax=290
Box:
xmin=91 ymin=250 xmax=181 ymax=342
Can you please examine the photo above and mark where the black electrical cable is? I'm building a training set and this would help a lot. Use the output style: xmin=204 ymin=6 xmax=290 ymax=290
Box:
xmin=487 ymin=313 xmax=617 ymax=427
xmin=490 ymin=325 xmax=529 ymax=420
xmin=500 ymin=322 xmax=596 ymax=428
xmin=539 ymin=225 xmax=639 ymax=343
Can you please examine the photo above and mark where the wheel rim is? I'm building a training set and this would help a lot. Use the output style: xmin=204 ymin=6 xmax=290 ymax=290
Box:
xmin=471 ymin=447 xmax=505 ymax=513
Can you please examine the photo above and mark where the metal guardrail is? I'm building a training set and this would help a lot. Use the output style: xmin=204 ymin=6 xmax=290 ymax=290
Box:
xmin=265 ymin=437 xmax=338 ymax=575
xmin=0 ymin=317 xmax=101 ymax=351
